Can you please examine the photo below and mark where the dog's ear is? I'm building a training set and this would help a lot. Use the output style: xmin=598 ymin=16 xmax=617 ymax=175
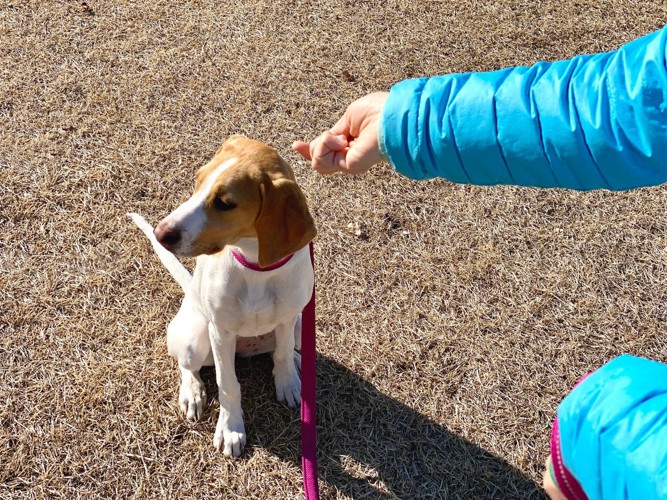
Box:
xmin=215 ymin=135 xmax=246 ymax=156
xmin=255 ymin=176 xmax=316 ymax=268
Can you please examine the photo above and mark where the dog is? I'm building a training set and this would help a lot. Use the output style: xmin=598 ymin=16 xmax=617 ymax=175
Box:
xmin=129 ymin=135 xmax=316 ymax=457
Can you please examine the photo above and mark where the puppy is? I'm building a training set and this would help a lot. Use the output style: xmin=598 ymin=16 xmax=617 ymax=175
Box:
xmin=130 ymin=135 xmax=316 ymax=457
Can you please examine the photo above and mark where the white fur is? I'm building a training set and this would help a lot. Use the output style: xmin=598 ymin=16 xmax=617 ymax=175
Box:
xmin=129 ymin=192 xmax=313 ymax=458
xmin=160 ymin=157 xmax=238 ymax=255
xmin=127 ymin=213 xmax=191 ymax=292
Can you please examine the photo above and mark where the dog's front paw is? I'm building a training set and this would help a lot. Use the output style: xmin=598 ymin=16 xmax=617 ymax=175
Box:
xmin=213 ymin=417 xmax=246 ymax=458
xmin=274 ymin=363 xmax=301 ymax=408
xmin=179 ymin=370 xmax=207 ymax=421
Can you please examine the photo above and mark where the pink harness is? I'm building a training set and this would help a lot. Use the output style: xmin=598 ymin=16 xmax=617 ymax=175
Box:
xmin=231 ymin=243 xmax=319 ymax=499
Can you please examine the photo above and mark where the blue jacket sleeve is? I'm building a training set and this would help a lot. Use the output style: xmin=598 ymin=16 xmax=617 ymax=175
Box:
xmin=557 ymin=355 xmax=667 ymax=500
xmin=379 ymin=26 xmax=667 ymax=190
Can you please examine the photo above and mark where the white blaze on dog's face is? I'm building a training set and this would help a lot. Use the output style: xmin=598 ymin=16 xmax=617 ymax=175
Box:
xmin=155 ymin=156 xmax=240 ymax=255
xmin=154 ymin=135 xmax=316 ymax=267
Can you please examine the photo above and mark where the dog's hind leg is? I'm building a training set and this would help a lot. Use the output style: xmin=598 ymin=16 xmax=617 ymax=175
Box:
xmin=235 ymin=314 xmax=303 ymax=358
xmin=167 ymin=294 xmax=212 ymax=421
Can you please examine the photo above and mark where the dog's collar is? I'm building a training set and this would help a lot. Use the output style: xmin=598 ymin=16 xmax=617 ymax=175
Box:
xmin=230 ymin=250 xmax=293 ymax=271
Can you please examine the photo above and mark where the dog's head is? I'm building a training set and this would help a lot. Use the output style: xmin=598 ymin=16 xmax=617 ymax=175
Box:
xmin=154 ymin=135 xmax=316 ymax=267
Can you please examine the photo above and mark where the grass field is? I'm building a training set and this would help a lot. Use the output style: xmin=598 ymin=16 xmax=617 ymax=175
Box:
xmin=2 ymin=1 xmax=667 ymax=498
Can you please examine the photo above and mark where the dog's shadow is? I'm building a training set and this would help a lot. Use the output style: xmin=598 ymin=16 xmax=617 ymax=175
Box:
xmin=201 ymin=354 xmax=544 ymax=499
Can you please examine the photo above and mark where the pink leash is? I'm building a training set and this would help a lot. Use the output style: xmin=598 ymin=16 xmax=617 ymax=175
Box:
xmin=301 ymin=241 xmax=319 ymax=499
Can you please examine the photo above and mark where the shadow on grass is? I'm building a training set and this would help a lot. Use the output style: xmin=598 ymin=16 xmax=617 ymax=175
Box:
xmin=203 ymin=353 xmax=544 ymax=499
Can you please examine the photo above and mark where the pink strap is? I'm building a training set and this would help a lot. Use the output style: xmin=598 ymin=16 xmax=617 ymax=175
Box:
xmin=551 ymin=418 xmax=587 ymax=500
xmin=301 ymin=241 xmax=319 ymax=499
xmin=550 ymin=373 xmax=592 ymax=500
xmin=230 ymin=250 xmax=293 ymax=271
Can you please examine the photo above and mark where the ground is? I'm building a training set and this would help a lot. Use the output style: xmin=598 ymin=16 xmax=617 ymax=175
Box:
xmin=1 ymin=1 xmax=667 ymax=498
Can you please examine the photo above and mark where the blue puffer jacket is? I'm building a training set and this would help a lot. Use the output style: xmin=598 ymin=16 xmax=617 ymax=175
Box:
xmin=555 ymin=355 xmax=667 ymax=499
xmin=379 ymin=26 xmax=667 ymax=190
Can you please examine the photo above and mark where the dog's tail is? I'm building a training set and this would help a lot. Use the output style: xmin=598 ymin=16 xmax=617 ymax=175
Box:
xmin=127 ymin=212 xmax=192 ymax=293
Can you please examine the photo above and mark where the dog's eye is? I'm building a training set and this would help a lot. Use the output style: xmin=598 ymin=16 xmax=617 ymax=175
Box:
xmin=213 ymin=197 xmax=236 ymax=211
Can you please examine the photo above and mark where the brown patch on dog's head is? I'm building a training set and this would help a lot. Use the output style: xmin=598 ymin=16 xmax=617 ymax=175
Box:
xmin=191 ymin=136 xmax=316 ymax=264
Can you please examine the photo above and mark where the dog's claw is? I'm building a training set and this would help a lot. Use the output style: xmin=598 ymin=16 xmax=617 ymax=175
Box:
xmin=214 ymin=418 xmax=246 ymax=457
xmin=274 ymin=367 xmax=301 ymax=408
xmin=178 ymin=370 xmax=206 ymax=421
xmin=274 ymin=350 xmax=302 ymax=407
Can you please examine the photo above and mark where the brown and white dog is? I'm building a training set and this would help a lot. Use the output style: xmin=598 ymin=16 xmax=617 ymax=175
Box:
xmin=129 ymin=136 xmax=316 ymax=457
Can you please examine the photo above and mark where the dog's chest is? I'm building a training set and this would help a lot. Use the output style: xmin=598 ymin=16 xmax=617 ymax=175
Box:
xmin=198 ymin=271 xmax=288 ymax=337
xmin=194 ymin=251 xmax=310 ymax=337
xmin=225 ymin=281 xmax=280 ymax=336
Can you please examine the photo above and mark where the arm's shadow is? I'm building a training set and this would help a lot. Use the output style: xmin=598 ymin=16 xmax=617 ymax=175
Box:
xmin=202 ymin=354 xmax=545 ymax=499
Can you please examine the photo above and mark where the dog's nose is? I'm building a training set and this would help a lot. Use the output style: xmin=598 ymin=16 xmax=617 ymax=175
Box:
xmin=154 ymin=223 xmax=182 ymax=250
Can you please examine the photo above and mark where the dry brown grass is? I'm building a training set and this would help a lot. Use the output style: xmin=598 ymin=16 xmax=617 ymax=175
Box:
xmin=2 ymin=0 xmax=667 ymax=498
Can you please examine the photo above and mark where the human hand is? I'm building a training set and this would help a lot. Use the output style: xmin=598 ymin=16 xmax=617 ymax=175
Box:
xmin=292 ymin=92 xmax=389 ymax=175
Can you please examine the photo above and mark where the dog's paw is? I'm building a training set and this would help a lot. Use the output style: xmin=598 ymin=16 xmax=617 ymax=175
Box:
xmin=213 ymin=419 xmax=246 ymax=458
xmin=178 ymin=371 xmax=207 ymax=421
xmin=274 ymin=366 xmax=301 ymax=408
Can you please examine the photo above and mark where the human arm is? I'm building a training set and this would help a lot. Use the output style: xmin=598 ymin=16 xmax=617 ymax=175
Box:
xmin=295 ymin=26 xmax=667 ymax=190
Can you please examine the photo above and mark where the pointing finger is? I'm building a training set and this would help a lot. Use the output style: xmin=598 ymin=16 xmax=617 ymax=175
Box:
xmin=292 ymin=141 xmax=312 ymax=160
